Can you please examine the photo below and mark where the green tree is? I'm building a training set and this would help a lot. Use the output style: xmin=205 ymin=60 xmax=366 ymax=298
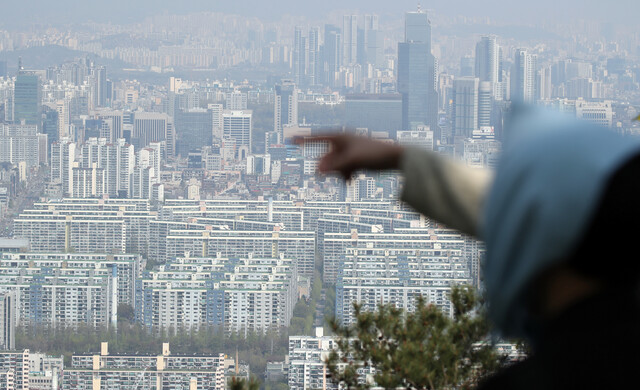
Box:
xmin=117 ymin=303 xmax=135 ymax=323
xmin=228 ymin=376 xmax=260 ymax=390
xmin=325 ymin=285 xmax=504 ymax=390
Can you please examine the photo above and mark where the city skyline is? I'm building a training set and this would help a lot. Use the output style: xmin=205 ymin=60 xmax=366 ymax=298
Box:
xmin=0 ymin=2 xmax=638 ymax=389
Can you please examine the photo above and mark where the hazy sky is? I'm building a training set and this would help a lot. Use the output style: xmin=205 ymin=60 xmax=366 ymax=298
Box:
xmin=2 ymin=0 xmax=639 ymax=27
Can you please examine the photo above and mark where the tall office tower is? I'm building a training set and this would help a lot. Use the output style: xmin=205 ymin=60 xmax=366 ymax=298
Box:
xmin=293 ymin=27 xmax=308 ymax=87
xmin=308 ymin=27 xmax=321 ymax=86
xmin=460 ymin=56 xmax=475 ymax=77
xmin=96 ymin=110 xmax=123 ymax=142
xmin=538 ymin=65 xmax=553 ymax=100
xmin=323 ymin=25 xmax=342 ymax=87
xmin=511 ymin=49 xmax=538 ymax=103
xmin=133 ymin=112 xmax=174 ymax=157
xmin=0 ymin=61 xmax=7 ymax=78
xmin=14 ymin=72 xmax=41 ymax=127
xmin=359 ymin=14 xmax=381 ymax=67
xmin=50 ymin=138 xmax=77 ymax=195
xmin=398 ymin=8 xmax=439 ymax=139
xmin=208 ymin=103 xmax=224 ymax=140
xmin=478 ymin=81 xmax=492 ymax=128
xmin=342 ymin=15 xmax=358 ymax=65
xmin=175 ymin=108 xmax=213 ymax=156
xmin=475 ymin=35 xmax=501 ymax=98
xmin=92 ymin=66 xmax=108 ymax=108
xmin=42 ymin=106 xmax=59 ymax=147
xmin=274 ymin=81 xmax=298 ymax=143
xmin=452 ymin=77 xmax=480 ymax=139
xmin=223 ymin=110 xmax=252 ymax=159
xmin=225 ymin=91 xmax=247 ymax=110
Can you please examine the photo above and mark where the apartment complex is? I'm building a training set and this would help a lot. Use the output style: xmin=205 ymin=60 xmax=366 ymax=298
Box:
xmin=136 ymin=254 xmax=297 ymax=334
xmin=63 ymin=342 xmax=225 ymax=390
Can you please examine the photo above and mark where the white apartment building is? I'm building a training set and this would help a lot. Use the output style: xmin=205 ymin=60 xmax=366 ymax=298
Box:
xmin=63 ymin=342 xmax=225 ymax=390
xmin=336 ymin=250 xmax=472 ymax=324
xmin=0 ymin=124 xmax=47 ymax=168
xmin=136 ymin=254 xmax=297 ymax=334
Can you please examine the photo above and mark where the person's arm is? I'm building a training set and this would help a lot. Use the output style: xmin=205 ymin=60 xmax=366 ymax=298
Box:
xmin=400 ymin=147 xmax=493 ymax=237
xmin=296 ymin=135 xmax=493 ymax=237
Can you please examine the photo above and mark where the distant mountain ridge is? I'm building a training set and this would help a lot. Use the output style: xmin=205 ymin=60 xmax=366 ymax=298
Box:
xmin=0 ymin=45 xmax=132 ymax=74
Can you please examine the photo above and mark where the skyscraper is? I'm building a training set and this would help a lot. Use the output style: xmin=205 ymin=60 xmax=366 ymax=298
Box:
xmin=92 ymin=66 xmax=108 ymax=108
xmin=397 ymin=8 xmax=439 ymax=138
xmin=14 ymin=72 xmax=41 ymax=127
xmin=50 ymin=139 xmax=77 ymax=195
xmin=361 ymin=14 xmax=380 ymax=67
xmin=274 ymin=81 xmax=298 ymax=143
xmin=42 ymin=106 xmax=59 ymax=147
xmin=322 ymin=25 xmax=342 ymax=87
xmin=133 ymin=112 xmax=174 ymax=157
xmin=223 ymin=110 xmax=252 ymax=159
xmin=293 ymin=27 xmax=308 ymax=87
xmin=511 ymin=49 xmax=538 ymax=103
xmin=475 ymin=36 xmax=501 ymax=98
xmin=478 ymin=81 xmax=492 ymax=128
xmin=342 ymin=15 xmax=358 ymax=66
xmin=452 ymin=77 xmax=480 ymax=138
xmin=308 ymin=27 xmax=321 ymax=86
xmin=175 ymin=108 xmax=214 ymax=156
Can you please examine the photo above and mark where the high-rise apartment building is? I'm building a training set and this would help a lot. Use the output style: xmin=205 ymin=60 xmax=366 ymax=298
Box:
xmin=0 ymin=124 xmax=47 ymax=168
xmin=71 ymin=165 xmax=105 ymax=198
xmin=136 ymin=254 xmax=297 ymax=334
xmin=209 ymin=103 xmax=224 ymax=141
xmin=308 ymin=27 xmax=321 ymax=86
xmin=225 ymin=91 xmax=248 ymax=110
xmin=81 ymin=137 xmax=135 ymax=197
xmin=50 ymin=138 xmax=76 ymax=195
xmin=0 ymin=292 xmax=16 ymax=351
xmin=336 ymin=251 xmax=471 ymax=325
xmin=13 ymin=199 xmax=152 ymax=255
xmin=511 ymin=49 xmax=538 ymax=103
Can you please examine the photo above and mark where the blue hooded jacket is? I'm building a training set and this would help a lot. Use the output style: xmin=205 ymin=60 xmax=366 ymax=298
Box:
xmin=482 ymin=105 xmax=640 ymax=338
